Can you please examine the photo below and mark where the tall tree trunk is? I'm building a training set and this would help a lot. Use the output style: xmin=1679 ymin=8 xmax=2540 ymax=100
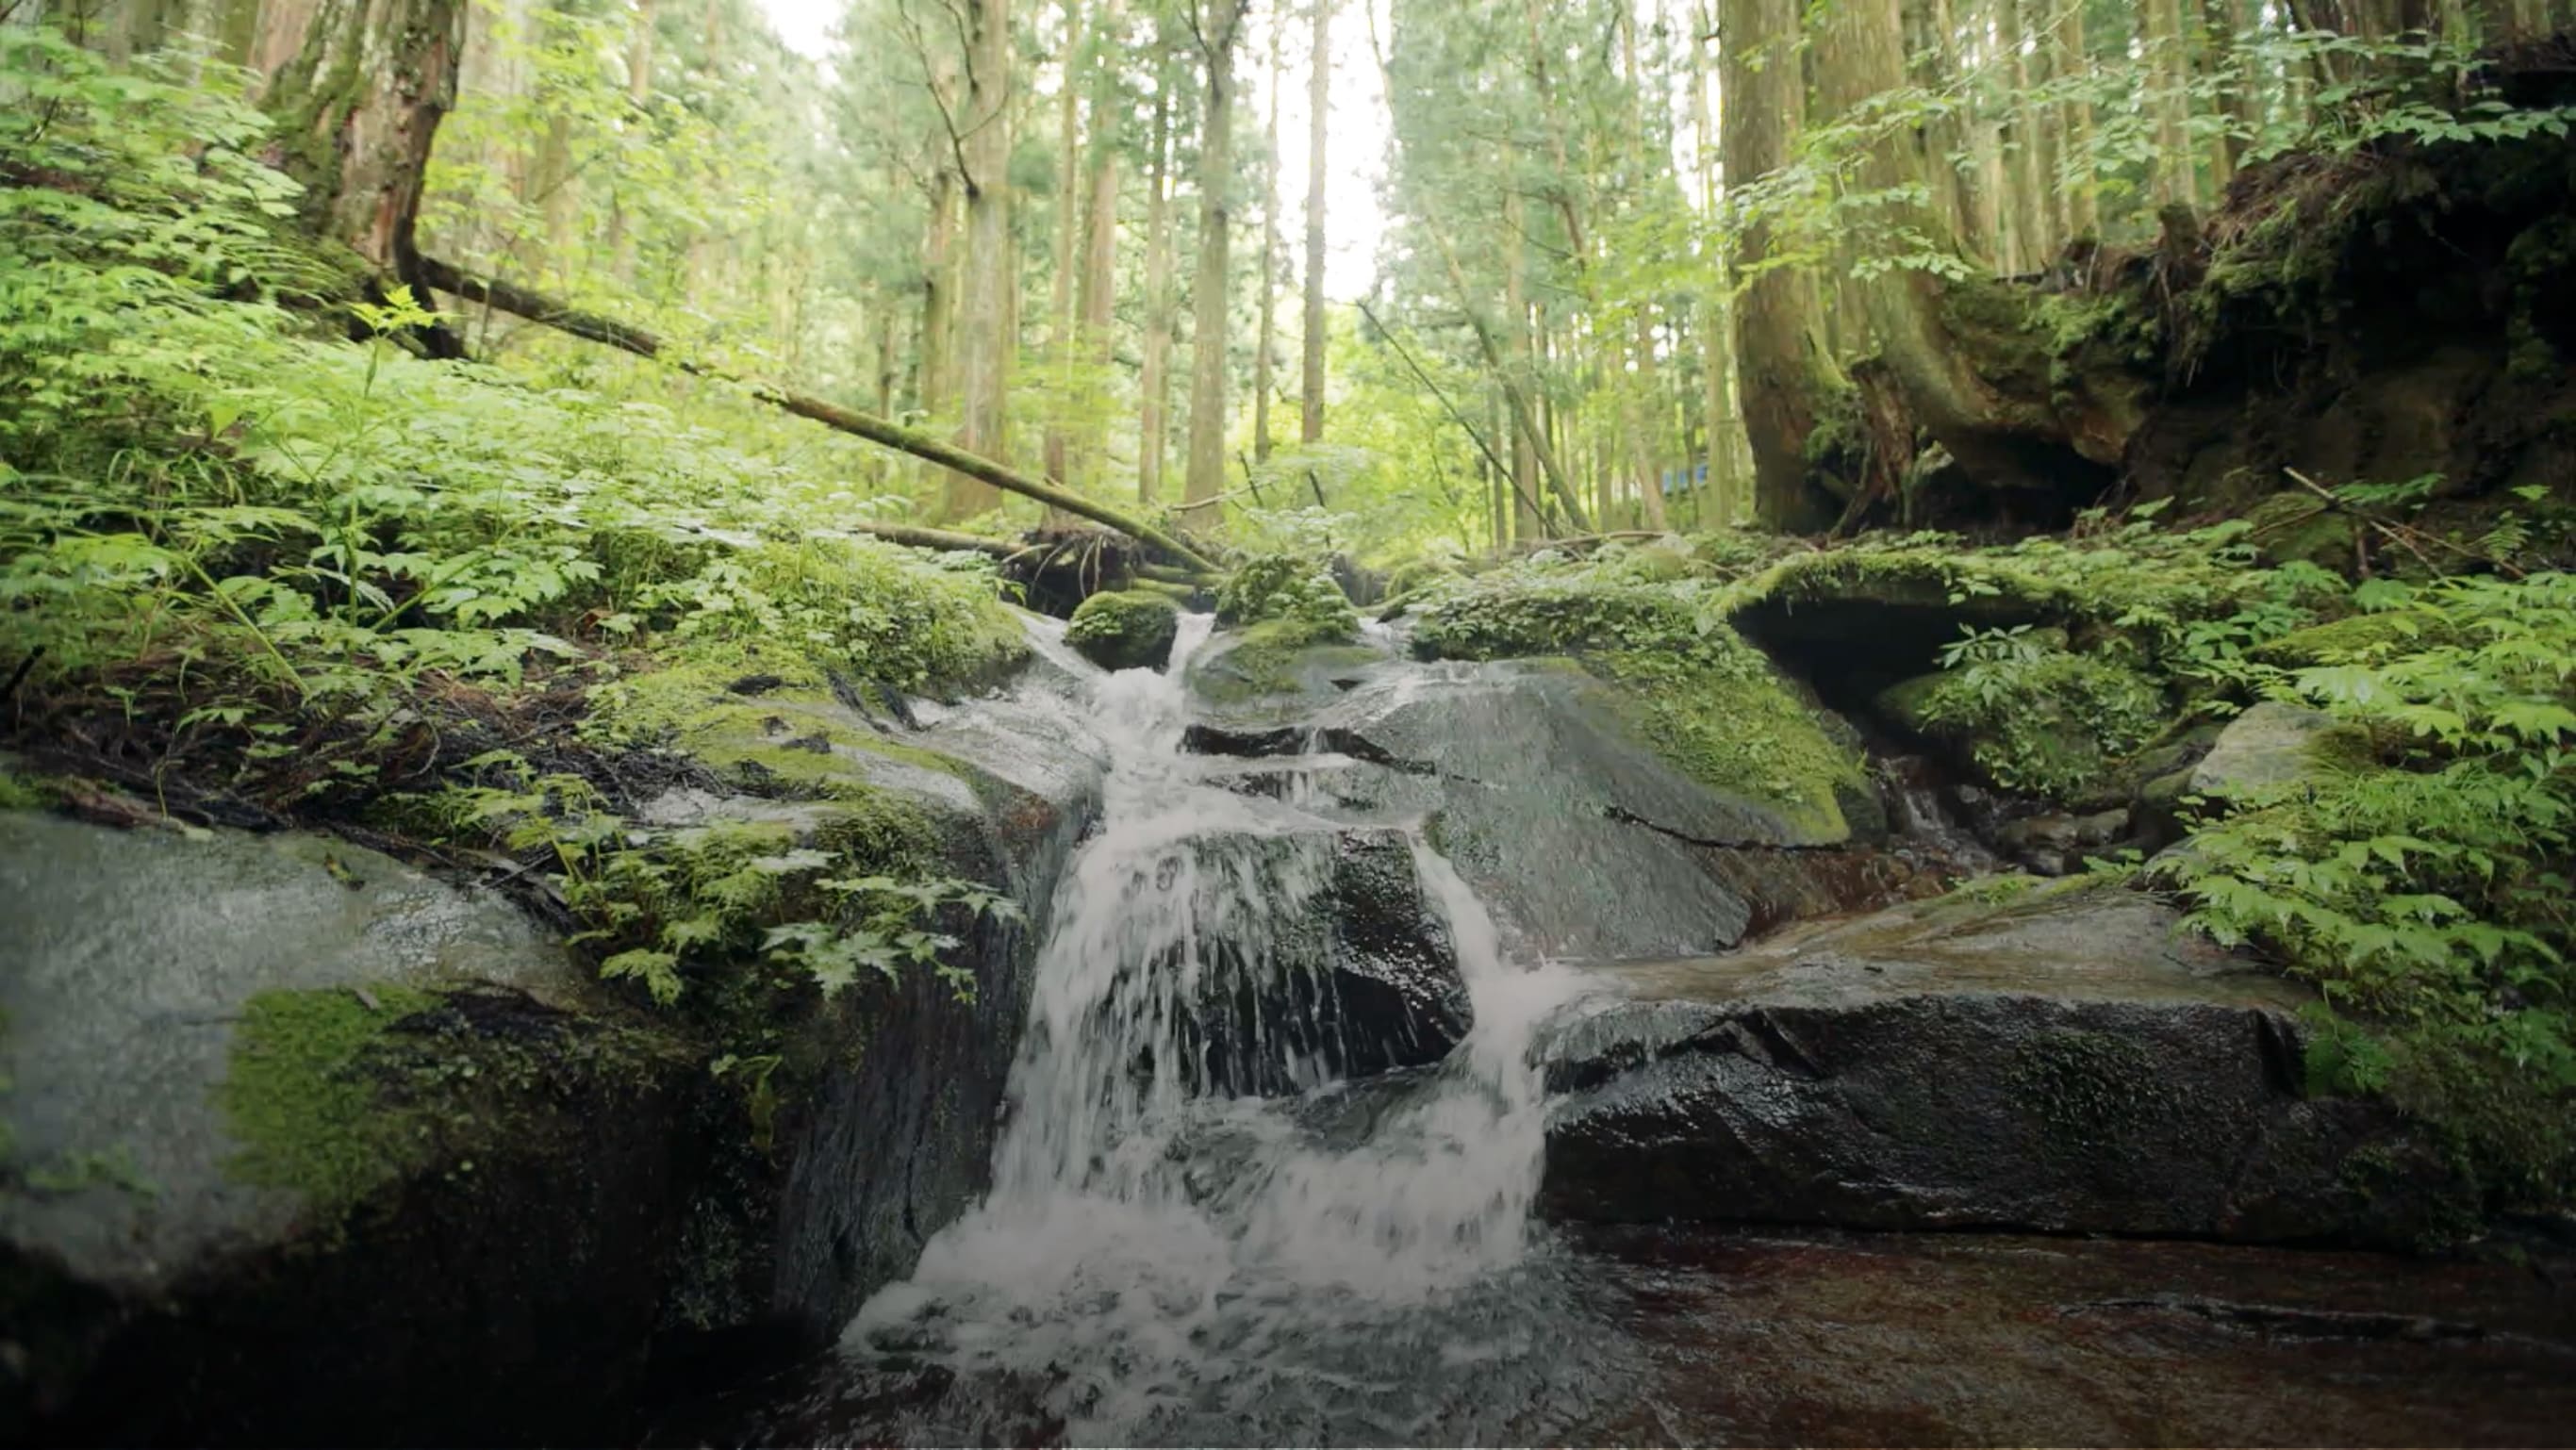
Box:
xmin=257 ymin=0 xmax=468 ymax=290
xmin=1724 ymin=0 xmax=1846 ymax=531
xmin=2204 ymin=0 xmax=2254 ymax=191
xmin=1503 ymin=157 xmax=1543 ymax=542
xmin=945 ymin=0 xmax=1016 ymax=519
xmin=2002 ymin=0 xmax=2049 ymax=271
xmin=1299 ymin=0 xmax=1330 ymax=443
xmin=1253 ymin=7 xmax=1282 ymax=463
xmin=1692 ymin=4 xmax=1743 ymax=526
xmin=1042 ymin=0 xmax=1084 ymax=505
xmin=1618 ymin=0 xmax=1670 ymax=530
xmin=917 ymin=163 xmax=960 ymax=494
xmin=2054 ymin=0 xmax=2098 ymax=237
xmin=1073 ymin=0 xmax=1124 ymax=492
xmin=1181 ymin=0 xmax=1247 ymax=516
xmin=2145 ymin=0 xmax=2199 ymax=209
xmin=1813 ymin=0 xmax=2117 ymax=497
xmin=1140 ymin=75 xmax=1176 ymax=503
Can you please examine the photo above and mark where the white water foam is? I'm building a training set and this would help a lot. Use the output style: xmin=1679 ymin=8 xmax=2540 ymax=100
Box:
xmin=842 ymin=611 xmax=1589 ymax=1438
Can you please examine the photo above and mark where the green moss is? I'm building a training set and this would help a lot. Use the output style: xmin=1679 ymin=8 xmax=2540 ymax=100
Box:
xmin=1412 ymin=577 xmax=1866 ymax=839
xmin=218 ymin=984 xmax=694 ymax=1228
xmin=0 ymin=772 xmax=57 ymax=812
xmin=1412 ymin=580 xmax=1704 ymax=662
xmin=1214 ymin=553 xmax=1359 ymax=639
xmin=216 ymin=985 xmax=439 ymax=1217
xmin=1596 ymin=648 xmax=1869 ymax=842
xmin=585 ymin=644 xmax=965 ymax=800
xmin=1192 ymin=620 xmax=1380 ymax=705
xmin=1727 ymin=544 xmax=2068 ymax=622
xmin=2010 ymin=1029 xmax=2160 ymax=1139
xmin=1065 ymin=590 xmax=1181 ymax=671
xmin=2251 ymin=610 xmax=2458 ymax=667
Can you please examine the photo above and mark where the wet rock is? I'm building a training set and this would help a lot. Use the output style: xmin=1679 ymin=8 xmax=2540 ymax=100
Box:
xmin=0 ymin=641 xmax=1112 ymax=1443
xmin=1536 ymin=884 xmax=2476 ymax=1247
xmin=1184 ymin=622 xmax=1391 ymax=715
xmin=1993 ymin=806 xmax=2132 ymax=876
xmin=2188 ymin=700 xmax=2354 ymax=803
xmin=1182 ymin=828 xmax=1471 ymax=1094
xmin=0 ymin=812 xmax=699 ymax=1445
xmin=1206 ymin=658 xmax=1907 ymax=962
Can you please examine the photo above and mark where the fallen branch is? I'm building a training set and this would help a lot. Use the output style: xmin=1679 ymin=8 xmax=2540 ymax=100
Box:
xmin=416 ymin=256 xmax=1221 ymax=576
xmin=839 ymin=519 xmax=1019 ymax=557
xmin=2283 ymin=469 xmax=2523 ymax=581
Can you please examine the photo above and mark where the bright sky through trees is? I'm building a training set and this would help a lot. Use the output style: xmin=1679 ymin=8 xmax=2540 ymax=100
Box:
xmin=755 ymin=0 xmax=1390 ymax=300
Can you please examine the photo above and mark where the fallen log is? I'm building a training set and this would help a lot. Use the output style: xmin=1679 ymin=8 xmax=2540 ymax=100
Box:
xmin=417 ymin=256 xmax=1222 ymax=576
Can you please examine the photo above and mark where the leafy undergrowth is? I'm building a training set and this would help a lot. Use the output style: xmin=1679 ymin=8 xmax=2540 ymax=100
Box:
xmin=0 ymin=36 xmax=1022 ymax=1020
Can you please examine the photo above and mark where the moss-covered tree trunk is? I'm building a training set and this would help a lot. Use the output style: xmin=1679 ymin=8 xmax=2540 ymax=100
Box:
xmin=1723 ymin=0 xmax=1847 ymax=532
xmin=1813 ymin=0 xmax=2141 ymax=504
xmin=256 ymin=0 xmax=466 ymax=291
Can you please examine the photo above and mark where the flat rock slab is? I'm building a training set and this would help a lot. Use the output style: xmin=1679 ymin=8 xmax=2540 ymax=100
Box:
xmin=1570 ymin=1225 xmax=2576 ymax=1448
xmin=1537 ymin=884 xmax=2474 ymax=1247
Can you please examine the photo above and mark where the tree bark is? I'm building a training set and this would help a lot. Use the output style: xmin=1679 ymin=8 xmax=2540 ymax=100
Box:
xmin=1140 ymin=71 xmax=1176 ymax=503
xmin=1253 ymin=7 xmax=1282 ymax=463
xmin=945 ymin=0 xmax=1016 ymax=520
xmin=2145 ymin=0 xmax=2199 ymax=209
xmin=1182 ymin=0 xmax=1248 ymax=517
xmin=2054 ymin=0 xmax=2098 ymax=237
xmin=1042 ymin=0 xmax=1085 ymax=500
xmin=1723 ymin=0 xmax=1846 ymax=531
xmin=917 ymin=163 xmax=960 ymax=490
xmin=415 ymin=256 xmax=1221 ymax=572
xmin=1073 ymin=0 xmax=1124 ymax=493
xmin=1810 ymin=0 xmax=2128 ymax=499
xmin=256 ymin=0 xmax=468 ymax=293
xmin=1299 ymin=0 xmax=1330 ymax=443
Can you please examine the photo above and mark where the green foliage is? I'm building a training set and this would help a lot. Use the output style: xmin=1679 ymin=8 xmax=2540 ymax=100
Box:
xmin=1907 ymin=629 xmax=2169 ymax=800
xmin=421 ymin=762 xmax=1013 ymax=1007
xmin=1 ymin=22 xmax=1019 ymax=806
xmin=1214 ymin=553 xmax=1359 ymax=643
xmin=2155 ymin=571 xmax=2576 ymax=1204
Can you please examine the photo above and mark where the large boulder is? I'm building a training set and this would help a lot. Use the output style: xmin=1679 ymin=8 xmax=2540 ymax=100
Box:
xmin=2188 ymin=700 xmax=2360 ymax=804
xmin=0 ymin=638 xmax=1112 ymax=1444
xmin=1148 ymin=826 xmax=1471 ymax=1096
xmin=1536 ymin=883 xmax=2475 ymax=1248
xmin=1189 ymin=651 xmax=1919 ymax=964
xmin=0 ymin=811 xmax=700 ymax=1445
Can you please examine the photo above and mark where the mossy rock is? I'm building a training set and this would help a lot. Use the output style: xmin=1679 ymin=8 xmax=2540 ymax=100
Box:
xmin=584 ymin=644 xmax=971 ymax=807
xmin=1065 ymin=590 xmax=1181 ymax=672
xmin=1410 ymin=580 xmax=1870 ymax=842
xmin=1214 ymin=552 xmax=1360 ymax=638
xmin=1188 ymin=620 xmax=1384 ymax=709
xmin=1878 ymin=651 xmax=2172 ymax=810
xmin=2250 ymin=609 xmax=2461 ymax=667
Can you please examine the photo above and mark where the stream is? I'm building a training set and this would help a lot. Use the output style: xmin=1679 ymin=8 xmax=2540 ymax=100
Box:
xmin=691 ymin=617 xmax=2576 ymax=1448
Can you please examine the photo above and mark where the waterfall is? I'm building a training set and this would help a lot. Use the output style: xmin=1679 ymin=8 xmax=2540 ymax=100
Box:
xmin=842 ymin=612 xmax=1588 ymax=1440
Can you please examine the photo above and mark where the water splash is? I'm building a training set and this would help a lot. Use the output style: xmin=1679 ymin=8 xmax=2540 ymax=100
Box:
xmin=839 ymin=611 xmax=1591 ymax=1441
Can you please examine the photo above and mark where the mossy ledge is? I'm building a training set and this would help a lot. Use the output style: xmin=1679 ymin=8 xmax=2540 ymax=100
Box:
xmin=1412 ymin=581 xmax=1870 ymax=842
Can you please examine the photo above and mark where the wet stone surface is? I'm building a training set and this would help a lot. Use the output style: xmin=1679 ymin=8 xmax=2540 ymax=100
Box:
xmin=1536 ymin=884 xmax=2475 ymax=1246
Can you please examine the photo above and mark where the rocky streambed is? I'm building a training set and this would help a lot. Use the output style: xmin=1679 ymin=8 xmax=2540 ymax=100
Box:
xmin=4 ymin=607 xmax=2571 ymax=1446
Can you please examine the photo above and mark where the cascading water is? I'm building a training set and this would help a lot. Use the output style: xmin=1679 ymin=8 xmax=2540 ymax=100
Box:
xmin=829 ymin=614 xmax=1601 ymax=1443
